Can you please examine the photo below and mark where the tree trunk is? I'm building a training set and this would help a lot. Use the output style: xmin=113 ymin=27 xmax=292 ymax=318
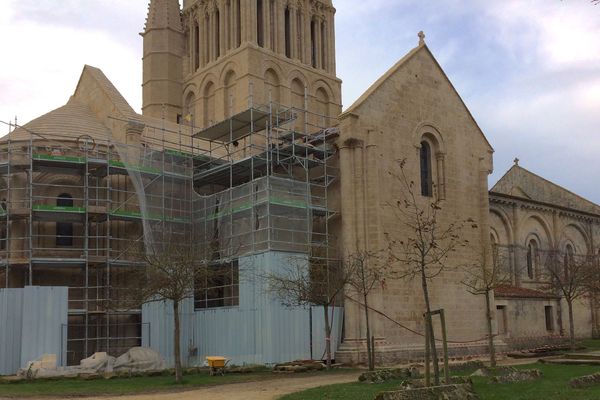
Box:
xmin=173 ymin=300 xmax=183 ymax=383
xmin=485 ymin=290 xmax=496 ymax=367
xmin=364 ymin=293 xmax=374 ymax=371
xmin=323 ymin=304 xmax=332 ymax=369
xmin=567 ymin=299 xmax=576 ymax=348
xmin=421 ymin=269 xmax=439 ymax=385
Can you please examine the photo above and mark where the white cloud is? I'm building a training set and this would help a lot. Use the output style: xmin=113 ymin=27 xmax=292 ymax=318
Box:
xmin=0 ymin=1 xmax=143 ymax=126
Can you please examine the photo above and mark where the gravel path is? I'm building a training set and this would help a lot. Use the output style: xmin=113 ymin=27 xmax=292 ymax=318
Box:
xmin=46 ymin=372 xmax=361 ymax=400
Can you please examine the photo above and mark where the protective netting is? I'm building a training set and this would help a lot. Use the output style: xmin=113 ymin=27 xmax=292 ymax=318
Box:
xmin=113 ymin=143 xmax=314 ymax=262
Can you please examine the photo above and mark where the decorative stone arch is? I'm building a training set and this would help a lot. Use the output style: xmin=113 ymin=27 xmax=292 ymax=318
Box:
xmin=561 ymin=223 xmax=591 ymax=255
xmin=183 ymin=89 xmax=197 ymax=122
xmin=222 ymin=69 xmax=238 ymax=117
xmin=200 ymin=77 xmax=217 ymax=128
xmin=287 ymin=69 xmax=310 ymax=94
xmin=37 ymin=174 xmax=82 ymax=200
xmin=524 ymin=232 xmax=543 ymax=280
xmin=218 ymin=61 xmax=240 ymax=85
xmin=520 ymin=213 xmax=554 ymax=250
xmin=263 ymin=59 xmax=284 ymax=79
xmin=412 ymin=122 xmax=447 ymax=155
xmin=264 ymin=68 xmax=282 ymax=104
xmin=489 ymin=207 xmax=514 ymax=245
xmin=412 ymin=123 xmax=446 ymax=199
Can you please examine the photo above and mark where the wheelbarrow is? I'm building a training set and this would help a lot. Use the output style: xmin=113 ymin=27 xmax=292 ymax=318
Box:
xmin=206 ymin=356 xmax=229 ymax=376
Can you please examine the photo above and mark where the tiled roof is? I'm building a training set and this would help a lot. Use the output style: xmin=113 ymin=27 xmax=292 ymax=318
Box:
xmin=495 ymin=285 xmax=558 ymax=299
xmin=2 ymin=97 xmax=111 ymax=143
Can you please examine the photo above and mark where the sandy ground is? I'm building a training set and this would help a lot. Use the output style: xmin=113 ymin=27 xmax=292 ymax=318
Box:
xmin=48 ymin=372 xmax=361 ymax=400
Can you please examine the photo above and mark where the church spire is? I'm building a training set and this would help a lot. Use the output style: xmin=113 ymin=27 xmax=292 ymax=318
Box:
xmin=144 ymin=0 xmax=183 ymax=32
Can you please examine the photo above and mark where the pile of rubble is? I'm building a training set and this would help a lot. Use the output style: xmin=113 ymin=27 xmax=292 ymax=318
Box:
xmin=17 ymin=347 xmax=166 ymax=380
xmin=273 ymin=360 xmax=327 ymax=373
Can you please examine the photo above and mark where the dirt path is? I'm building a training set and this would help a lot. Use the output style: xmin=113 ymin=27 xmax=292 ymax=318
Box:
xmin=58 ymin=373 xmax=361 ymax=400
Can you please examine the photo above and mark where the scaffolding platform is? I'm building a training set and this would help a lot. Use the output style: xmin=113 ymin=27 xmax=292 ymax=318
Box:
xmin=194 ymin=108 xmax=270 ymax=142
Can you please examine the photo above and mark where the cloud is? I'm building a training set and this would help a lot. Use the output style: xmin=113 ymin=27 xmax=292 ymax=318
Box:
xmin=1 ymin=0 xmax=598 ymax=203
xmin=0 ymin=1 xmax=143 ymax=126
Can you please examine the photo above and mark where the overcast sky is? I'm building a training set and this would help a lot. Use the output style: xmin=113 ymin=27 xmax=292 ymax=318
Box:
xmin=0 ymin=0 xmax=599 ymax=203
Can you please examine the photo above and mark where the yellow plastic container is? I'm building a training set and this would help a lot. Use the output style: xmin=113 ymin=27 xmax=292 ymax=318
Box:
xmin=206 ymin=356 xmax=226 ymax=368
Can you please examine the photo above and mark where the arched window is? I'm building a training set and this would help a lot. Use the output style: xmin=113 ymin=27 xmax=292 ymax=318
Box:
xmin=564 ymin=244 xmax=574 ymax=280
xmin=526 ymin=240 xmax=538 ymax=280
xmin=284 ymin=7 xmax=291 ymax=58
xmin=194 ymin=23 xmax=200 ymax=70
xmin=420 ymin=141 xmax=433 ymax=197
xmin=256 ymin=0 xmax=264 ymax=47
xmin=310 ymin=18 xmax=317 ymax=68
xmin=56 ymin=193 xmax=73 ymax=246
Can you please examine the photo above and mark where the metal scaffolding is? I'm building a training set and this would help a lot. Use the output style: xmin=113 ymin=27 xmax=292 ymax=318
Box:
xmin=0 ymin=96 xmax=340 ymax=365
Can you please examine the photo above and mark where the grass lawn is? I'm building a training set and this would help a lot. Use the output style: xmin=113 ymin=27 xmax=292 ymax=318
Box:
xmin=279 ymin=363 xmax=600 ymax=400
xmin=0 ymin=369 xmax=354 ymax=398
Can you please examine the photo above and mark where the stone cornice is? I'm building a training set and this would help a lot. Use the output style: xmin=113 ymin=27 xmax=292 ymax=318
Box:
xmin=489 ymin=191 xmax=600 ymax=223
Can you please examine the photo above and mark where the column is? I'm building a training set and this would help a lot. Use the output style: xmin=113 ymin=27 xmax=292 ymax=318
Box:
xmin=315 ymin=15 xmax=322 ymax=69
xmin=239 ymin=0 xmax=247 ymax=44
xmin=276 ymin=0 xmax=285 ymax=54
xmin=188 ymin=14 xmax=194 ymax=72
xmin=209 ymin=10 xmax=216 ymax=61
xmin=328 ymin=9 xmax=336 ymax=73
xmin=203 ymin=13 xmax=210 ymax=64
xmin=297 ymin=8 xmax=305 ymax=63
xmin=219 ymin=0 xmax=227 ymax=56
xmin=304 ymin=11 xmax=312 ymax=65
xmin=231 ymin=0 xmax=239 ymax=48
xmin=248 ymin=0 xmax=258 ymax=43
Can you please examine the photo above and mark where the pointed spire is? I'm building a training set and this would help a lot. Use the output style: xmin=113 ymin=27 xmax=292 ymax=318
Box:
xmin=144 ymin=0 xmax=183 ymax=32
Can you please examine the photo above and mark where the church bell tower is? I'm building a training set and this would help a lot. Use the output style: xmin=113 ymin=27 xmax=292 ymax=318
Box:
xmin=179 ymin=0 xmax=342 ymax=128
xmin=142 ymin=0 xmax=185 ymax=121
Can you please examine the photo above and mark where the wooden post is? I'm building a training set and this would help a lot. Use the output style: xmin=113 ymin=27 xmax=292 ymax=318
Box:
xmin=371 ymin=335 xmax=376 ymax=369
xmin=440 ymin=309 xmax=450 ymax=384
xmin=424 ymin=314 xmax=431 ymax=387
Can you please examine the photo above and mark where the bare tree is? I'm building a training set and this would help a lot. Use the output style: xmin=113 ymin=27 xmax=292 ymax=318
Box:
xmin=543 ymin=246 xmax=593 ymax=347
xmin=136 ymin=236 xmax=200 ymax=383
xmin=386 ymin=159 xmax=470 ymax=385
xmin=345 ymin=250 xmax=390 ymax=371
xmin=119 ymin=227 xmax=217 ymax=384
xmin=266 ymin=248 xmax=349 ymax=369
xmin=461 ymin=244 xmax=512 ymax=367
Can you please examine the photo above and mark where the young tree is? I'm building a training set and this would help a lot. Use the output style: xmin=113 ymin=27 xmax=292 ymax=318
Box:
xmin=266 ymin=249 xmax=349 ymax=369
xmin=542 ymin=246 xmax=593 ymax=347
xmin=461 ymin=244 xmax=512 ymax=367
xmin=386 ymin=159 xmax=470 ymax=385
xmin=120 ymin=227 xmax=214 ymax=384
xmin=345 ymin=250 xmax=390 ymax=371
xmin=135 ymin=235 xmax=201 ymax=383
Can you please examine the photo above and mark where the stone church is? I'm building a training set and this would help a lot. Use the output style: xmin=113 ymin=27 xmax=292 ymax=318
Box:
xmin=0 ymin=0 xmax=599 ymax=372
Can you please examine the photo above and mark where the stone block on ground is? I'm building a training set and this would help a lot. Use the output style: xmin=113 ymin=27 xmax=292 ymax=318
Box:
xmin=80 ymin=352 xmax=116 ymax=372
xmin=490 ymin=369 xmax=543 ymax=384
xmin=358 ymin=367 xmax=421 ymax=383
xmin=113 ymin=347 xmax=166 ymax=372
xmin=471 ymin=366 xmax=515 ymax=377
xmin=569 ymin=372 xmax=600 ymax=389
xmin=375 ymin=383 xmax=479 ymax=400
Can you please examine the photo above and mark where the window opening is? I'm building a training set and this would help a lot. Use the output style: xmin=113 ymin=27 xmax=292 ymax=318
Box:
xmin=420 ymin=141 xmax=433 ymax=197
xmin=56 ymin=193 xmax=74 ymax=246
xmin=194 ymin=260 xmax=240 ymax=309
xmin=545 ymin=305 xmax=554 ymax=331
xmin=257 ymin=0 xmax=264 ymax=47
